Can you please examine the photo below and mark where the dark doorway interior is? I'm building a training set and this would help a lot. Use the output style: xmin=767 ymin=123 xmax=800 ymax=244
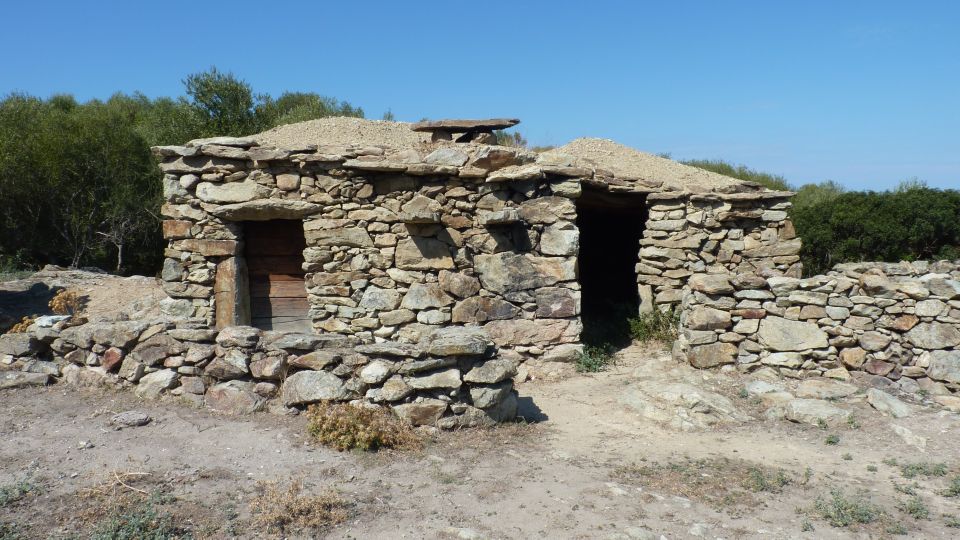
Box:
xmin=243 ymin=220 xmax=310 ymax=332
xmin=576 ymin=188 xmax=647 ymax=348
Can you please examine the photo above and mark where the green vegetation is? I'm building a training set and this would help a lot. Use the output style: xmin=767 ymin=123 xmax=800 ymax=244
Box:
xmin=0 ymin=67 xmax=362 ymax=276
xmin=628 ymin=307 xmax=679 ymax=343
xmin=944 ymin=476 xmax=960 ymax=497
xmin=575 ymin=345 xmax=614 ymax=373
xmin=813 ymin=489 xmax=882 ymax=527
xmin=0 ymin=479 xmax=39 ymax=507
xmin=899 ymin=461 xmax=947 ymax=479
xmin=825 ymin=434 xmax=840 ymax=445
xmin=901 ymin=495 xmax=929 ymax=520
xmin=685 ymin=158 xmax=960 ymax=276
xmin=89 ymin=493 xmax=184 ymax=540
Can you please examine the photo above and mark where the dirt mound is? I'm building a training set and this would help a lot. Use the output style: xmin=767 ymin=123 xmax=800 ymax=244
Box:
xmin=254 ymin=117 xmax=431 ymax=149
xmin=542 ymin=137 xmax=752 ymax=192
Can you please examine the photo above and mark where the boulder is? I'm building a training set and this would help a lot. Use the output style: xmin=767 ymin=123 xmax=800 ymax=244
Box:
xmin=757 ymin=317 xmax=828 ymax=351
xmin=484 ymin=319 xmax=575 ymax=347
xmin=210 ymin=199 xmax=320 ymax=221
xmin=926 ymin=350 xmax=960 ymax=384
xmin=866 ymin=388 xmax=912 ymax=418
xmin=474 ymin=252 xmax=576 ymax=294
xmin=687 ymin=342 xmax=737 ymax=369
xmin=422 ymin=327 xmax=492 ymax=356
xmin=110 ymin=411 xmax=151 ymax=428
xmin=215 ymin=326 xmax=260 ymax=348
xmin=905 ymin=323 xmax=960 ymax=349
xmin=195 ymin=180 xmax=269 ymax=204
xmin=452 ymin=297 xmax=520 ymax=323
xmin=359 ymin=360 xmax=393 ymax=385
xmin=400 ymin=283 xmax=453 ymax=310
xmin=379 ymin=375 xmax=413 ymax=401
xmin=205 ymin=381 xmax=265 ymax=414
xmin=685 ymin=307 xmax=731 ymax=331
xmin=534 ymin=288 xmax=579 ymax=318
xmin=438 ymin=271 xmax=481 ymax=298
xmin=463 ymin=358 xmax=516 ymax=384
xmin=0 ymin=371 xmax=49 ymax=389
xmin=394 ymin=237 xmax=455 ymax=270
xmin=359 ymin=287 xmax=402 ymax=311
xmin=839 ymin=347 xmax=867 ymax=368
xmin=539 ymin=225 xmax=579 ymax=256
xmin=135 ymin=369 xmax=178 ymax=399
xmin=407 ymin=368 xmax=462 ymax=390
xmin=689 ymin=274 xmax=734 ymax=295
xmin=619 ymin=382 xmax=748 ymax=431
xmin=0 ymin=334 xmax=37 ymax=357
xmin=859 ymin=331 xmax=892 ymax=352
xmin=393 ymin=399 xmax=448 ymax=426
xmin=795 ymin=379 xmax=858 ymax=400
xmin=205 ymin=350 xmax=250 ymax=380
xmin=131 ymin=334 xmax=183 ymax=366
xmin=783 ymin=399 xmax=848 ymax=426
xmin=282 ymin=370 xmax=349 ymax=406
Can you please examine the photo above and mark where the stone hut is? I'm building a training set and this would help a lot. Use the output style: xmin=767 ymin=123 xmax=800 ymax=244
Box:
xmin=154 ymin=117 xmax=798 ymax=363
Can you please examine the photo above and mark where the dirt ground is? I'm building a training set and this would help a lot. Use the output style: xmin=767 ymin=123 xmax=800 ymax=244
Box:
xmin=2 ymin=342 xmax=960 ymax=539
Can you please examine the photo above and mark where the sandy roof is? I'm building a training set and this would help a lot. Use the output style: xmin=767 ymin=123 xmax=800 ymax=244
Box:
xmin=253 ymin=118 xmax=754 ymax=192
xmin=254 ymin=117 xmax=431 ymax=149
xmin=539 ymin=138 xmax=750 ymax=192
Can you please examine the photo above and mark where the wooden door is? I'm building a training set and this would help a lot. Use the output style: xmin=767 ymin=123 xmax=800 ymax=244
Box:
xmin=244 ymin=220 xmax=310 ymax=332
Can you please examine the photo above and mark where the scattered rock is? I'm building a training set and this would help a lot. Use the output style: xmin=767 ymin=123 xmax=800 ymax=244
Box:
xmin=110 ymin=411 xmax=152 ymax=428
xmin=866 ymin=388 xmax=912 ymax=418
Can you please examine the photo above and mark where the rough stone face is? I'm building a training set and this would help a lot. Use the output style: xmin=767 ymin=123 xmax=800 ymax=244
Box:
xmin=0 ymin=334 xmax=37 ymax=357
xmin=687 ymin=342 xmax=737 ymax=368
xmin=131 ymin=334 xmax=183 ymax=366
xmin=306 ymin=227 xmax=374 ymax=248
xmin=422 ymin=327 xmax=492 ymax=356
xmin=926 ymin=350 xmax=960 ymax=384
xmin=394 ymin=237 xmax=455 ymax=270
xmin=110 ymin=411 xmax=152 ymax=428
xmin=783 ymin=399 xmax=848 ymax=426
xmin=470 ymin=381 xmax=512 ymax=409
xmin=205 ymin=381 xmax=265 ymax=414
xmin=379 ymin=375 xmax=413 ymax=401
xmin=290 ymin=350 xmax=342 ymax=370
xmin=400 ymin=283 xmax=453 ymax=310
xmin=0 ymin=372 xmax=49 ymax=389
xmin=906 ymin=323 xmax=960 ymax=349
xmin=534 ymin=288 xmax=579 ymax=318
xmin=452 ymin=297 xmax=520 ymax=323
xmin=757 ymin=317 xmax=829 ymax=351
xmin=438 ymin=271 xmax=481 ymax=298
xmin=216 ymin=326 xmax=260 ymax=348
xmin=839 ymin=347 xmax=867 ymax=368
xmin=195 ymin=180 xmax=270 ymax=204
xmin=685 ymin=306 xmax=731 ymax=331
xmin=359 ymin=287 xmax=402 ymax=311
xmin=210 ymin=199 xmax=319 ymax=221
xmin=689 ymin=274 xmax=734 ymax=295
xmin=474 ymin=253 xmax=575 ymax=294
xmin=282 ymin=370 xmax=349 ymax=406
xmin=135 ymin=369 xmax=178 ymax=399
xmin=463 ymin=358 xmax=516 ymax=384
xmin=859 ymin=331 xmax=892 ymax=352
xmin=393 ymin=399 xmax=448 ymax=426
xmin=359 ymin=360 xmax=393 ymax=385
xmin=866 ymin=388 xmax=912 ymax=418
xmin=539 ymin=225 xmax=579 ymax=256
xmin=484 ymin=319 xmax=573 ymax=347
xmin=761 ymin=352 xmax=804 ymax=368
xmin=407 ymin=368 xmax=461 ymax=390
xmin=796 ymin=379 xmax=858 ymax=399
xmin=205 ymin=349 xmax=250 ymax=380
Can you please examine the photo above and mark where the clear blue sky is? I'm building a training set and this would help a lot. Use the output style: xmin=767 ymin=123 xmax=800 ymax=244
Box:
xmin=2 ymin=1 xmax=957 ymax=190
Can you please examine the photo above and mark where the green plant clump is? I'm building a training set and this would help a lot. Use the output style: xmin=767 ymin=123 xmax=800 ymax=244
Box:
xmin=628 ymin=307 xmax=679 ymax=343
xmin=901 ymin=496 xmax=929 ymax=520
xmin=813 ymin=489 xmax=882 ymax=527
xmin=900 ymin=462 xmax=947 ymax=479
xmin=90 ymin=495 xmax=182 ymax=540
xmin=575 ymin=345 xmax=614 ymax=373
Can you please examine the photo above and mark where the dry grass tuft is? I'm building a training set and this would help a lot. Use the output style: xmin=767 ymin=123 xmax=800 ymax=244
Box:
xmin=49 ymin=288 xmax=84 ymax=316
xmin=249 ymin=478 xmax=351 ymax=534
xmin=6 ymin=316 xmax=36 ymax=334
xmin=306 ymin=402 xmax=420 ymax=452
xmin=613 ymin=457 xmax=797 ymax=512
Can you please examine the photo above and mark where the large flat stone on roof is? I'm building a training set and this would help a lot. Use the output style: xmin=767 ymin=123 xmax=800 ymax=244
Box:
xmin=411 ymin=118 xmax=520 ymax=132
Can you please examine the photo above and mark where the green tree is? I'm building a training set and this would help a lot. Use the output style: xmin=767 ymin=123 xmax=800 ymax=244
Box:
xmin=184 ymin=67 xmax=261 ymax=136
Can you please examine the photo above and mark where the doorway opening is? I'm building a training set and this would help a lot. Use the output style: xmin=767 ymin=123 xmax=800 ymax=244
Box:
xmin=243 ymin=220 xmax=310 ymax=332
xmin=576 ymin=188 xmax=647 ymax=349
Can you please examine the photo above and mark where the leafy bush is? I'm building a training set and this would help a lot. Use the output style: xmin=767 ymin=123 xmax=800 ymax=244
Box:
xmin=899 ymin=461 xmax=947 ymax=479
xmin=813 ymin=489 xmax=882 ymax=527
xmin=0 ymin=479 xmax=38 ymax=507
xmin=901 ymin=496 xmax=929 ymax=520
xmin=628 ymin=307 xmax=678 ymax=343
xmin=89 ymin=494 xmax=182 ymax=540
xmin=306 ymin=402 xmax=420 ymax=452
xmin=681 ymin=159 xmax=791 ymax=191
xmin=576 ymin=345 xmax=614 ymax=373
xmin=249 ymin=478 xmax=350 ymax=534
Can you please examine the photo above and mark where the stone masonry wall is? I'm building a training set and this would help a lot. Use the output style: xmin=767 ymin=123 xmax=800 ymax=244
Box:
xmin=0 ymin=319 xmax=520 ymax=428
xmin=674 ymin=260 xmax=960 ymax=402
xmin=156 ymin=137 xmax=584 ymax=362
xmin=639 ymin=191 xmax=798 ymax=311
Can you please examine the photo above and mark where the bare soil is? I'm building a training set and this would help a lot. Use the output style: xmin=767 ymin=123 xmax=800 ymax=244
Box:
xmin=2 ymin=344 xmax=959 ymax=539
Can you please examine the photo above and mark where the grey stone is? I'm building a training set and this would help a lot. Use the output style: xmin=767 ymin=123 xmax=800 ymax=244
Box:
xmin=282 ymin=370 xmax=349 ymax=406
xmin=795 ymin=379 xmax=858 ymax=399
xmin=135 ymin=369 xmax=178 ymax=399
xmin=355 ymin=342 xmax=421 ymax=358
xmin=216 ymin=326 xmax=260 ymax=348
xmin=394 ymin=237 xmax=455 ymax=270
xmin=783 ymin=399 xmax=848 ymax=426
xmin=0 ymin=371 xmax=49 ymax=389
xmin=393 ymin=399 xmax=448 ymax=426
xmin=474 ymin=252 xmax=576 ymax=294
xmin=407 ymin=368 xmax=461 ymax=390
xmin=688 ymin=274 xmax=734 ymax=295
xmin=379 ymin=375 xmax=413 ymax=401
xmin=463 ymin=358 xmax=516 ymax=384
xmin=534 ymin=287 xmax=579 ymax=318
xmin=761 ymin=352 xmax=804 ymax=368
xmin=195 ymin=180 xmax=270 ymax=204
xmin=438 ymin=271 xmax=481 ymax=298
xmin=359 ymin=360 xmax=393 ymax=384
xmin=452 ymin=297 xmax=520 ymax=323
xmin=906 ymin=322 xmax=960 ymax=349
xmin=685 ymin=306 xmax=731 ymax=331
xmin=399 ymin=195 xmax=442 ymax=223
xmin=205 ymin=349 xmax=249 ymax=380
xmin=306 ymin=227 xmax=374 ymax=248
xmin=118 ymin=357 xmax=145 ymax=382
xmin=424 ymin=147 xmax=469 ymax=166
xmin=757 ymin=317 xmax=828 ymax=351
xmin=859 ymin=331 xmax=892 ymax=352
xmin=927 ymin=350 xmax=960 ymax=383
xmin=110 ymin=411 xmax=152 ymax=428
xmin=687 ymin=342 xmax=737 ymax=368
xmin=210 ymin=199 xmax=320 ymax=221
xmin=423 ymin=327 xmax=492 ymax=356
xmin=0 ymin=334 xmax=38 ymax=357
xmin=540 ymin=225 xmax=579 ymax=256
xmin=205 ymin=381 xmax=265 ymax=414
xmin=359 ymin=287 xmax=402 ymax=311
xmin=400 ymin=283 xmax=454 ymax=310
xmin=866 ymin=388 xmax=912 ymax=418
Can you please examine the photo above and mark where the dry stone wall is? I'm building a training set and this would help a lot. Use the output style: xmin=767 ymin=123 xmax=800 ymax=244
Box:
xmin=156 ymin=137 xmax=584 ymax=361
xmin=638 ymin=191 xmax=798 ymax=311
xmin=0 ymin=318 xmax=519 ymax=428
xmin=674 ymin=260 xmax=960 ymax=402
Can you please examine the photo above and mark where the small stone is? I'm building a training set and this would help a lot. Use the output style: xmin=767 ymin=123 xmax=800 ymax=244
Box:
xmin=110 ymin=411 xmax=152 ymax=428
xmin=463 ymin=358 xmax=516 ymax=384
